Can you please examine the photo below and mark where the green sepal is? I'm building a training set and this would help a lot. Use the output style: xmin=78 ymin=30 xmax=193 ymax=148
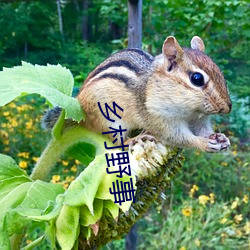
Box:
xmin=79 ymin=199 xmax=103 ymax=227
xmin=52 ymin=109 xmax=65 ymax=139
xmin=56 ymin=205 xmax=80 ymax=250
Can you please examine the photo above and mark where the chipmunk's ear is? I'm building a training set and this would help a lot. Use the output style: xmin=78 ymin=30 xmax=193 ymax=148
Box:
xmin=191 ymin=36 xmax=205 ymax=52
xmin=162 ymin=36 xmax=184 ymax=62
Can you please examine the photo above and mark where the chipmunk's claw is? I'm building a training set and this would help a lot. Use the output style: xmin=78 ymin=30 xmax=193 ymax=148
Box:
xmin=207 ymin=133 xmax=230 ymax=152
xmin=126 ymin=134 xmax=157 ymax=151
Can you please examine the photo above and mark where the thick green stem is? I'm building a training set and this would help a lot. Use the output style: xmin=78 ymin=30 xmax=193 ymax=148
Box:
xmin=30 ymin=126 xmax=110 ymax=181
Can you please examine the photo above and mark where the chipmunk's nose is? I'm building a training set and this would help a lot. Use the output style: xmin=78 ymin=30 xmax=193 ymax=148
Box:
xmin=219 ymin=101 xmax=232 ymax=114
xmin=228 ymin=101 xmax=232 ymax=112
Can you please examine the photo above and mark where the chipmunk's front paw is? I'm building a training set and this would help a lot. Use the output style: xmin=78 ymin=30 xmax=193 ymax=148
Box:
xmin=206 ymin=133 xmax=230 ymax=152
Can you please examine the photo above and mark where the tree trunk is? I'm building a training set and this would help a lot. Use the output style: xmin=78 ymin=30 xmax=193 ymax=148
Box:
xmin=125 ymin=223 xmax=137 ymax=250
xmin=56 ymin=0 xmax=63 ymax=36
xmin=128 ymin=0 xmax=142 ymax=48
xmin=82 ymin=0 xmax=92 ymax=41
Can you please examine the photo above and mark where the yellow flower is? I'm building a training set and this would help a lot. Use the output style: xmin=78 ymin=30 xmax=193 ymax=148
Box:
xmin=221 ymin=232 xmax=227 ymax=238
xmin=236 ymin=229 xmax=243 ymax=237
xmin=32 ymin=157 xmax=39 ymax=162
xmin=66 ymin=176 xmax=75 ymax=182
xmin=182 ymin=207 xmax=192 ymax=217
xmin=18 ymin=152 xmax=30 ymax=159
xmin=220 ymin=217 xmax=228 ymax=224
xmin=17 ymin=105 xmax=31 ymax=112
xmin=9 ymin=102 xmax=16 ymax=108
xmin=194 ymin=238 xmax=201 ymax=247
xmin=244 ymin=221 xmax=250 ymax=234
xmin=63 ymin=182 xmax=69 ymax=189
xmin=3 ymin=111 xmax=9 ymax=116
xmin=19 ymin=161 xmax=28 ymax=169
xmin=0 ymin=130 xmax=8 ymax=138
xmin=189 ymin=184 xmax=199 ymax=197
xmin=62 ymin=160 xmax=69 ymax=166
xmin=235 ymin=157 xmax=242 ymax=163
xmin=234 ymin=214 xmax=243 ymax=224
xmin=75 ymin=159 xmax=81 ymax=165
xmin=179 ymin=247 xmax=186 ymax=250
xmin=231 ymin=198 xmax=239 ymax=209
xmin=3 ymin=138 xmax=9 ymax=145
xmin=243 ymin=195 xmax=248 ymax=204
xmin=26 ymin=121 xmax=33 ymax=129
xmin=4 ymin=147 xmax=10 ymax=152
xmin=51 ymin=175 xmax=61 ymax=183
xmin=221 ymin=162 xmax=228 ymax=167
xmin=232 ymin=150 xmax=237 ymax=156
xmin=198 ymin=195 xmax=210 ymax=206
xmin=70 ymin=165 xmax=77 ymax=172
xmin=11 ymin=119 xmax=18 ymax=127
xmin=209 ymin=193 xmax=215 ymax=204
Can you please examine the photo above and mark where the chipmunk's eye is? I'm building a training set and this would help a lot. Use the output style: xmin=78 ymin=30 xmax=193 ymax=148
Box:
xmin=190 ymin=72 xmax=204 ymax=87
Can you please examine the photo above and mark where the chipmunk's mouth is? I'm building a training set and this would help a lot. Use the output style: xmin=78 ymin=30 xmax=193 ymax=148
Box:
xmin=204 ymin=100 xmax=232 ymax=115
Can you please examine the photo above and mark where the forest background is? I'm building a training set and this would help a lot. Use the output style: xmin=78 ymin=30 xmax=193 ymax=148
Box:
xmin=0 ymin=0 xmax=249 ymax=249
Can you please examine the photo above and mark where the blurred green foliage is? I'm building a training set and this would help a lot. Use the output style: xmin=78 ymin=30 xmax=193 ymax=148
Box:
xmin=0 ymin=0 xmax=249 ymax=97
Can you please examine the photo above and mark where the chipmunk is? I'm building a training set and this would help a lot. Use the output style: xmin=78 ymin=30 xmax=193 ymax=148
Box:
xmin=43 ymin=36 xmax=232 ymax=153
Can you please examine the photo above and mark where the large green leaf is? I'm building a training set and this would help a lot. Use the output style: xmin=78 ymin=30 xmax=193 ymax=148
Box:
xmin=63 ymin=154 xmax=106 ymax=213
xmin=0 ymin=62 xmax=85 ymax=122
xmin=0 ymin=176 xmax=31 ymax=201
xmin=0 ymin=154 xmax=65 ymax=248
xmin=56 ymin=205 xmax=80 ymax=250
xmin=20 ymin=181 xmax=64 ymax=213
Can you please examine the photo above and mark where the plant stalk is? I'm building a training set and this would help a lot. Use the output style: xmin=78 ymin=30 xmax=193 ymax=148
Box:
xmin=30 ymin=126 xmax=109 ymax=181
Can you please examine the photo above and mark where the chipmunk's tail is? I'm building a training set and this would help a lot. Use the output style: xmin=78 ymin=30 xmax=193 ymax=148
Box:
xmin=41 ymin=106 xmax=62 ymax=130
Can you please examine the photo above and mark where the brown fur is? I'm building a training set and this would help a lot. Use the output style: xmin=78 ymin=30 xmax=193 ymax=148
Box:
xmin=77 ymin=36 xmax=231 ymax=152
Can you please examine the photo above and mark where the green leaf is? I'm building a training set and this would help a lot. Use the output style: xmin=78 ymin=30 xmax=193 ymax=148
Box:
xmin=26 ymin=198 xmax=63 ymax=222
xmin=0 ymin=176 xmax=32 ymax=201
xmin=0 ymin=154 xmax=65 ymax=244
xmin=65 ymin=150 xmax=137 ymax=214
xmin=95 ymin=160 xmax=137 ymax=213
xmin=66 ymin=142 xmax=96 ymax=165
xmin=20 ymin=181 xmax=64 ymax=213
xmin=56 ymin=205 xmax=80 ymax=250
xmin=63 ymin=154 xmax=106 ymax=213
xmin=0 ymin=62 xmax=85 ymax=122
xmin=0 ymin=182 xmax=32 ymax=218
xmin=52 ymin=109 xmax=65 ymax=139
xmin=103 ymin=200 xmax=119 ymax=219
xmin=3 ymin=210 xmax=31 ymax=237
xmin=45 ymin=220 xmax=56 ymax=249
xmin=80 ymin=226 xmax=92 ymax=240
xmin=0 ymin=231 xmax=10 ymax=250
xmin=79 ymin=199 xmax=103 ymax=227
xmin=0 ymin=154 xmax=30 ymax=181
